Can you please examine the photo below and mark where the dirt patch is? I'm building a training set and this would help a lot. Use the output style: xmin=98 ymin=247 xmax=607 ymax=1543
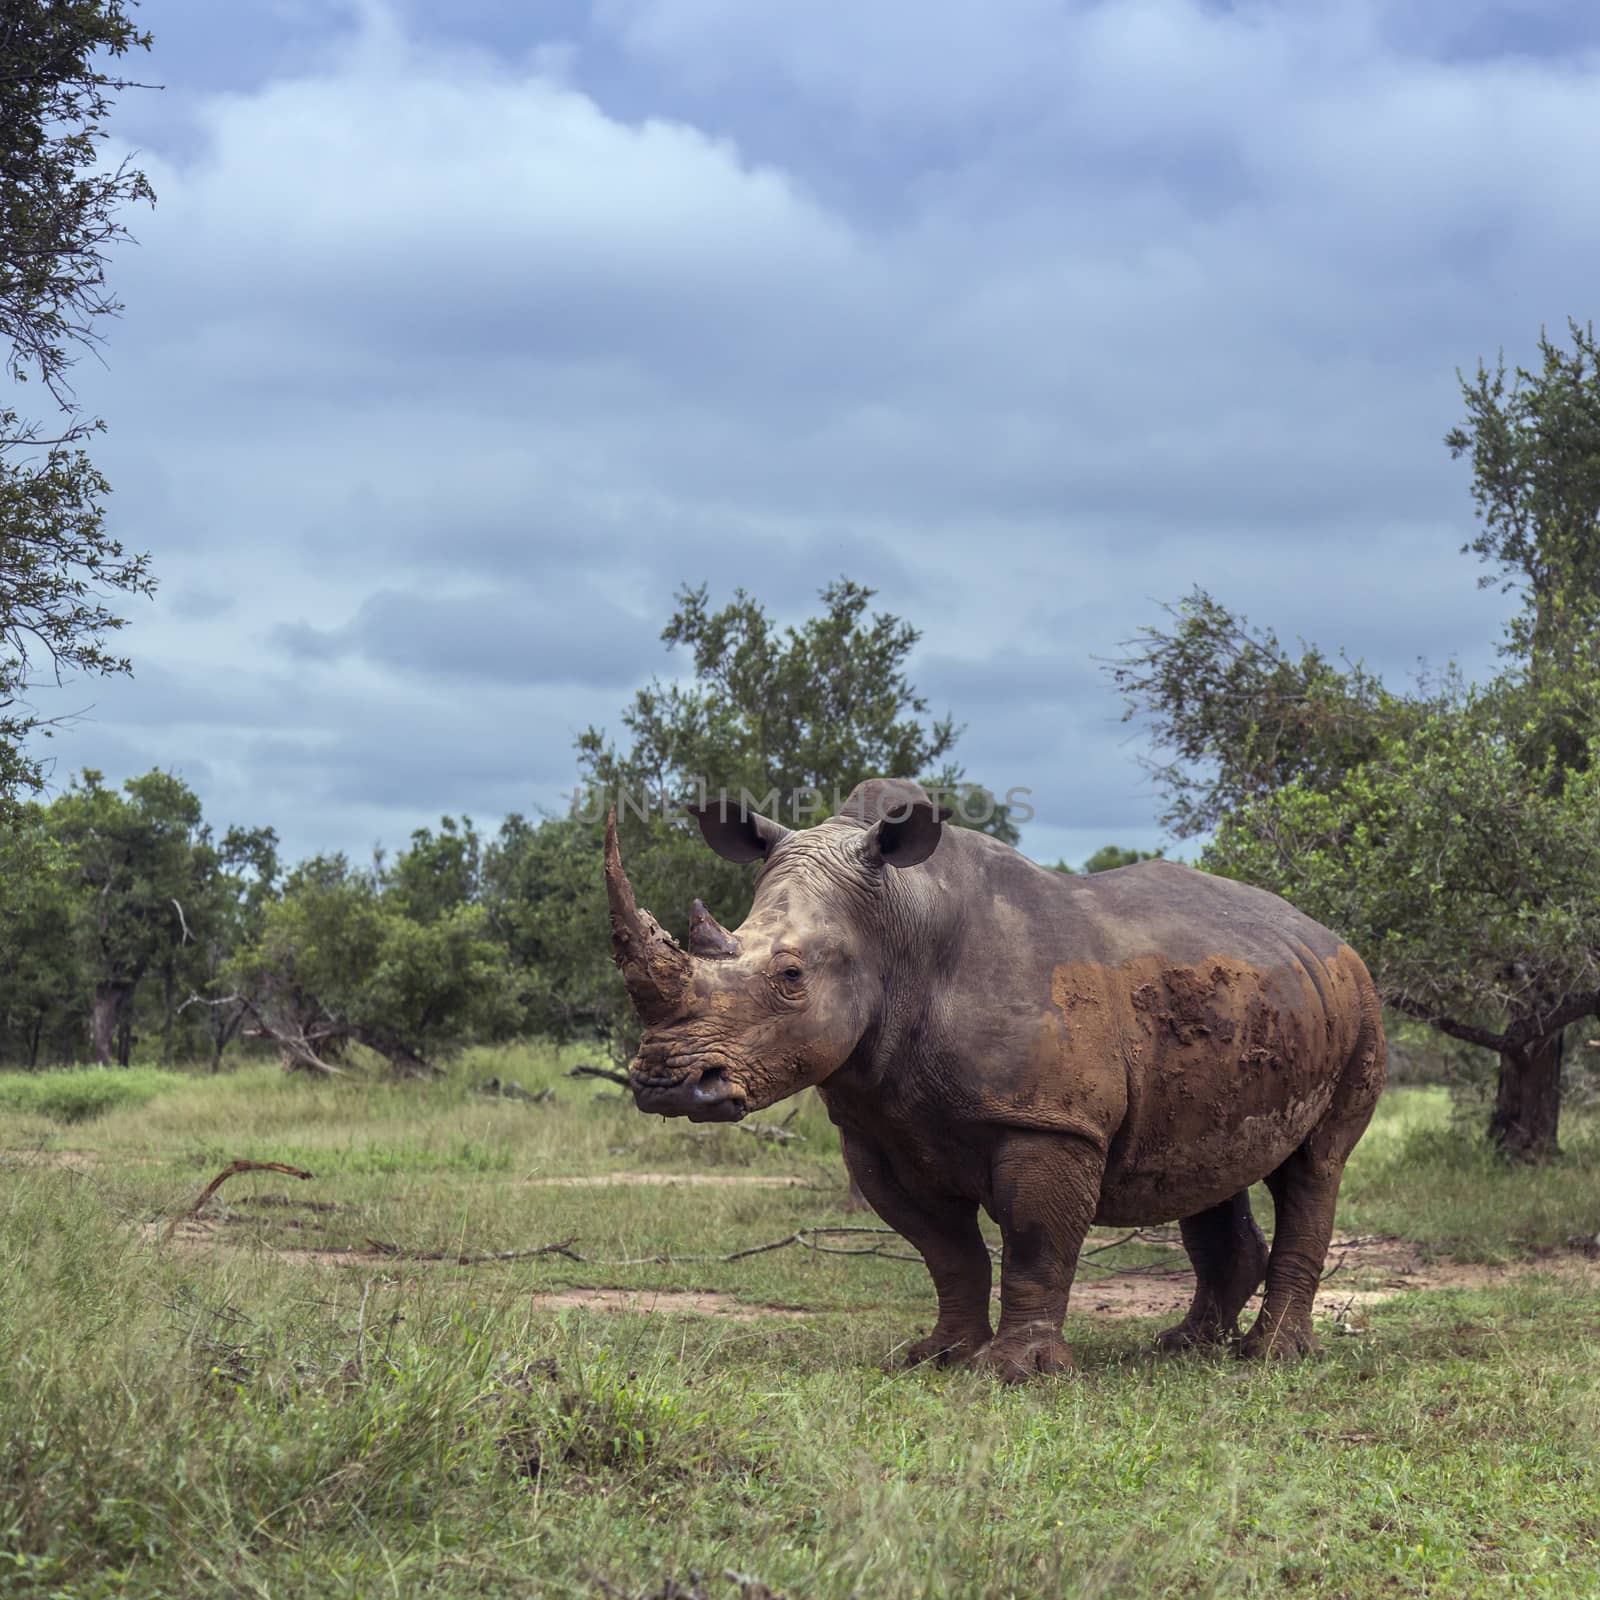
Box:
xmin=139 ymin=1222 xmax=1599 ymax=1329
xmin=1066 ymin=1233 xmax=1600 ymax=1325
xmin=526 ymin=1288 xmax=811 ymax=1320
xmin=522 ymin=1171 xmax=814 ymax=1189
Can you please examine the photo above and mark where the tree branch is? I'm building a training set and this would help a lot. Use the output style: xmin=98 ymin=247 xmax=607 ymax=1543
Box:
xmin=1385 ymin=995 xmax=1510 ymax=1054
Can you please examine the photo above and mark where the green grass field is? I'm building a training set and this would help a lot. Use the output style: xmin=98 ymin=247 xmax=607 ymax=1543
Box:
xmin=2 ymin=1048 xmax=1597 ymax=1599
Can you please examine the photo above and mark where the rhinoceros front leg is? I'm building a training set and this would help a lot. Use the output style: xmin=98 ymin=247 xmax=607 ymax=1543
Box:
xmin=839 ymin=1129 xmax=993 ymax=1367
xmin=975 ymin=1132 xmax=1105 ymax=1383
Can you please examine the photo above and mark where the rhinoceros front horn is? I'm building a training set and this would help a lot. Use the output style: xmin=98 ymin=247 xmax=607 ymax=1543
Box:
xmin=605 ymin=809 xmax=692 ymax=1024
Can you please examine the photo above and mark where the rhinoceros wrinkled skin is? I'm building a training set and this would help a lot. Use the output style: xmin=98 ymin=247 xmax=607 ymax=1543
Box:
xmin=606 ymin=778 xmax=1386 ymax=1381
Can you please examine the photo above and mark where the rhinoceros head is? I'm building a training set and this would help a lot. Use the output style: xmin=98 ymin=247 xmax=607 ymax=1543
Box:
xmin=605 ymin=781 xmax=946 ymax=1122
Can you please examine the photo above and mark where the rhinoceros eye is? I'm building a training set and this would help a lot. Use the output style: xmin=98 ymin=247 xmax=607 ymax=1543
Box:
xmin=768 ymin=953 xmax=805 ymax=990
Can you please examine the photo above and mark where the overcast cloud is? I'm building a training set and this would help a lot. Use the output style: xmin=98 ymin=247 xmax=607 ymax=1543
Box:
xmin=26 ymin=0 xmax=1593 ymax=865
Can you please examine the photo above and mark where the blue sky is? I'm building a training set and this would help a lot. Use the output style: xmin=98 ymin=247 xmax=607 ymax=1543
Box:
xmin=31 ymin=0 xmax=1598 ymax=865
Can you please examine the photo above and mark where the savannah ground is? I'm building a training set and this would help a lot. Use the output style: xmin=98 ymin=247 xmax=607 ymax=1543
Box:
xmin=2 ymin=1051 xmax=1597 ymax=1600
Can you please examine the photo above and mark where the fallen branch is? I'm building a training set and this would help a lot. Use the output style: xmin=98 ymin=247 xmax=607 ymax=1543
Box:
xmin=723 ymin=1226 xmax=921 ymax=1263
xmin=567 ymin=1063 xmax=631 ymax=1087
xmin=179 ymin=1160 xmax=314 ymax=1226
xmin=363 ymin=1236 xmax=584 ymax=1266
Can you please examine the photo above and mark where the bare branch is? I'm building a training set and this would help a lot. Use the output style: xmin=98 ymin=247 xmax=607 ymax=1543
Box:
xmin=566 ymin=1062 xmax=631 ymax=1087
xmin=362 ymin=1236 xmax=584 ymax=1266
xmin=177 ymin=1159 xmax=314 ymax=1228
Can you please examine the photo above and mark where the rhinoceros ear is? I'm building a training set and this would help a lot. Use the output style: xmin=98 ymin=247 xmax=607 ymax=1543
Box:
xmin=864 ymin=798 xmax=944 ymax=869
xmin=685 ymin=798 xmax=792 ymax=863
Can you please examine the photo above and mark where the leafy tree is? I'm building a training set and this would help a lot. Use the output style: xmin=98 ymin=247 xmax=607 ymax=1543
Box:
xmin=49 ymin=769 xmax=209 ymax=1064
xmin=386 ymin=815 xmax=481 ymax=925
xmin=1448 ymin=320 xmax=1600 ymax=663
xmin=482 ymin=812 xmax=620 ymax=1042
xmin=183 ymin=823 xmax=278 ymax=1070
xmin=1108 ymin=588 xmax=1413 ymax=838
xmin=0 ymin=811 xmax=80 ymax=1065
xmin=579 ymin=578 xmax=1017 ymax=839
xmin=231 ymin=850 xmax=516 ymax=1076
xmin=1056 ymin=844 xmax=1165 ymax=875
xmin=1112 ymin=322 xmax=1600 ymax=1158
xmin=1 ymin=1 xmax=156 ymax=810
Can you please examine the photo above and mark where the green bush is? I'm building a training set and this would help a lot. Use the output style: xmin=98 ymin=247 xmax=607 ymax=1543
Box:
xmin=0 ymin=1066 xmax=186 ymax=1124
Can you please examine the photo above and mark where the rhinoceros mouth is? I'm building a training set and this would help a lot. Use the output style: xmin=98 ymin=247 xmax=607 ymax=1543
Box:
xmin=631 ymin=1067 xmax=748 ymax=1122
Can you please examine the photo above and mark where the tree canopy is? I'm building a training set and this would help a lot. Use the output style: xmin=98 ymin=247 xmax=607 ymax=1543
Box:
xmin=1 ymin=0 xmax=155 ymax=811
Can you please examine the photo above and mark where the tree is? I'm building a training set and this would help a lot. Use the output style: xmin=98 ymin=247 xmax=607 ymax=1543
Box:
xmin=0 ymin=810 xmax=80 ymax=1065
xmin=1108 ymin=588 xmax=1413 ymax=838
xmin=1056 ymin=844 xmax=1165 ymax=875
xmin=482 ymin=812 xmax=621 ymax=1042
xmin=579 ymin=578 xmax=1018 ymax=839
xmin=386 ymin=815 xmax=480 ymax=924
xmin=49 ymin=769 xmax=208 ymax=1064
xmin=231 ymin=850 xmax=516 ymax=1076
xmin=1 ymin=1 xmax=156 ymax=810
xmin=183 ymin=823 xmax=278 ymax=1070
xmin=1448 ymin=320 xmax=1600 ymax=663
xmin=1111 ymin=322 xmax=1600 ymax=1158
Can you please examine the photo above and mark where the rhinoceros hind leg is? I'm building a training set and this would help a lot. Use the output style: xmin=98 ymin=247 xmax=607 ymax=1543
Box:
xmin=1156 ymin=1190 xmax=1268 ymax=1353
xmin=1240 ymin=1013 xmax=1385 ymax=1360
xmin=1237 ymin=1144 xmax=1333 ymax=1360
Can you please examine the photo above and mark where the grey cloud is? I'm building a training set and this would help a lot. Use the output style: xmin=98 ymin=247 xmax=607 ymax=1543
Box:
xmin=272 ymin=585 xmax=662 ymax=690
xmin=25 ymin=0 xmax=1593 ymax=868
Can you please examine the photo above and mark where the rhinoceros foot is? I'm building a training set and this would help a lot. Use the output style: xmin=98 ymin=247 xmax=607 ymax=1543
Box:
xmin=969 ymin=1328 xmax=1075 ymax=1384
xmin=895 ymin=1325 xmax=991 ymax=1370
xmin=1237 ymin=1318 xmax=1319 ymax=1361
xmin=1154 ymin=1317 xmax=1241 ymax=1354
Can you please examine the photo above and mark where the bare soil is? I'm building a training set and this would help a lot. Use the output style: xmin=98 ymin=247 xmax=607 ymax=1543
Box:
xmin=137 ymin=1218 xmax=1600 ymax=1328
xmin=523 ymin=1287 xmax=812 ymax=1320
xmin=1067 ymin=1233 xmax=1600 ymax=1325
xmin=521 ymin=1171 xmax=814 ymax=1189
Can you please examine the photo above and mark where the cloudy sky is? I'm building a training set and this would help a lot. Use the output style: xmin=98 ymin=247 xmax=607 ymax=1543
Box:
xmin=32 ymin=0 xmax=1599 ymax=866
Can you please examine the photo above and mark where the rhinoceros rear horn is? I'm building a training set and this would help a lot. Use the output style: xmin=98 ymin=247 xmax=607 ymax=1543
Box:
xmin=605 ymin=809 xmax=692 ymax=1024
xmin=689 ymin=898 xmax=740 ymax=960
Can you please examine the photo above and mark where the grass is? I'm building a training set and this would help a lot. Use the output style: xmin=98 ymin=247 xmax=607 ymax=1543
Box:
xmin=0 ymin=1064 xmax=189 ymax=1125
xmin=2 ymin=1049 xmax=1598 ymax=1598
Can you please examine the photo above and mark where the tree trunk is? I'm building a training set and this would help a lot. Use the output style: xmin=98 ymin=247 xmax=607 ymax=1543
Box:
xmin=116 ymin=1008 xmax=134 ymax=1067
xmin=210 ymin=1002 xmax=245 ymax=1072
xmin=1489 ymin=1032 xmax=1562 ymax=1159
xmin=162 ymin=963 xmax=175 ymax=1064
xmin=26 ymin=1014 xmax=43 ymax=1070
xmin=90 ymin=982 xmax=134 ymax=1067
